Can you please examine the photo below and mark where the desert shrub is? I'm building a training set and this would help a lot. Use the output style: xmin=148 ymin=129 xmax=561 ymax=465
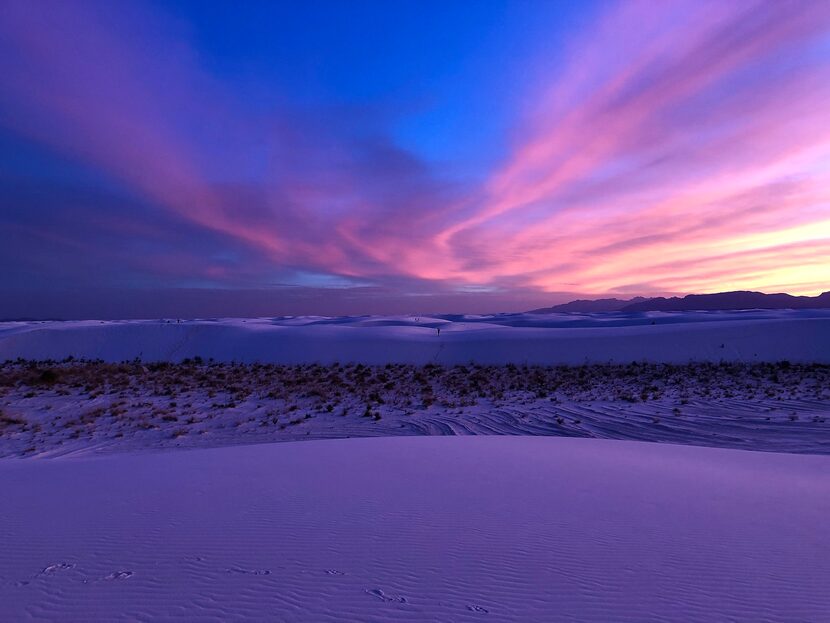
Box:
xmin=38 ymin=369 xmax=59 ymax=384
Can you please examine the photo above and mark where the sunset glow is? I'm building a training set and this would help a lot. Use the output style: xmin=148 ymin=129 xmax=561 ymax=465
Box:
xmin=1 ymin=0 xmax=829 ymax=315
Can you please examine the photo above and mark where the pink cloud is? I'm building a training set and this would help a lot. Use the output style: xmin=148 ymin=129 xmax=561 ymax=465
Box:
xmin=425 ymin=0 xmax=830 ymax=295
xmin=1 ymin=0 xmax=829 ymax=298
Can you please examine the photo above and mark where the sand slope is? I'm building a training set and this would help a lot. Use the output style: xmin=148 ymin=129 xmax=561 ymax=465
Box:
xmin=1 ymin=437 xmax=828 ymax=622
xmin=2 ymin=310 xmax=830 ymax=364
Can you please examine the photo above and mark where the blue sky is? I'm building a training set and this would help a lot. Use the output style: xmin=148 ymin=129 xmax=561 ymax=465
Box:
xmin=1 ymin=0 xmax=829 ymax=318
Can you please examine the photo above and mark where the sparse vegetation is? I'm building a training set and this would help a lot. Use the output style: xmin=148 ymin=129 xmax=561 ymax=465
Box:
xmin=0 ymin=359 xmax=827 ymax=457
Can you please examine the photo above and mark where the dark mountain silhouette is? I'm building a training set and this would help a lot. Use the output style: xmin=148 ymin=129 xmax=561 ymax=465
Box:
xmin=531 ymin=290 xmax=830 ymax=313
xmin=622 ymin=290 xmax=830 ymax=311
xmin=531 ymin=297 xmax=648 ymax=313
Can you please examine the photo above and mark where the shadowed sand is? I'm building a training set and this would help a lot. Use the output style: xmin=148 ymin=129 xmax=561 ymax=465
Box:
xmin=1 ymin=437 xmax=828 ymax=622
xmin=2 ymin=312 xmax=828 ymax=621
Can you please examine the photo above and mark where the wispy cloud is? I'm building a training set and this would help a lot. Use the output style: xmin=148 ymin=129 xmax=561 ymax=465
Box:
xmin=1 ymin=0 xmax=829 ymax=303
xmin=429 ymin=0 xmax=830 ymax=295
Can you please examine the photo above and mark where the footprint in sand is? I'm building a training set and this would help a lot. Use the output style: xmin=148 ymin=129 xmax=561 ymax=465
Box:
xmin=40 ymin=562 xmax=75 ymax=574
xmin=227 ymin=567 xmax=272 ymax=576
xmin=365 ymin=588 xmax=408 ymax=603
xmin=104 ymin=571 xmax=133 ymax=581
xmin=467 ymin=604 xmax=489 ymax=614
xmin=11 ymin=562 xmax=73 ymax=587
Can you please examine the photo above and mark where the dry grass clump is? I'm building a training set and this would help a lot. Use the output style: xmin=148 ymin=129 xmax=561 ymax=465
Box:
xmin=1 ymin=358 xmax=827 ymax=458
xmin=2 ymin=359 xmax=829 ymax=408
xmin=0 ymin=409 xmax=26 ymax=428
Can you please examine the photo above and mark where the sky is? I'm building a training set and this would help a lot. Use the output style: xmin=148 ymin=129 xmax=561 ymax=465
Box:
xmin=1 ymin=0 xmax=829 ymax=318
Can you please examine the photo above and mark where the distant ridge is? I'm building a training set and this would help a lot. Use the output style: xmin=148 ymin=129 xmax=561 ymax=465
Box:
xmin=532 ymin=297 xmax=649 ymax=313
xmin=531 ymin=290 xmax=830 ymax=313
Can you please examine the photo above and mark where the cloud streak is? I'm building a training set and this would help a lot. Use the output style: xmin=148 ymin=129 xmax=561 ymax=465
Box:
xmin=430 ymin=0 xmax=830 ymax=295
xmin=1 ymin=0 xmax=829 ymax=308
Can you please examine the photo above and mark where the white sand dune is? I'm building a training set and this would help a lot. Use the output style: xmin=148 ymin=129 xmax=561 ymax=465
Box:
xmin=2 ymin=312 xmax=827 ymax=621
xmin=1 ymin=436 xmax=828 ymax=622
xmin=2 ymin=310 xmax=830 ymax=364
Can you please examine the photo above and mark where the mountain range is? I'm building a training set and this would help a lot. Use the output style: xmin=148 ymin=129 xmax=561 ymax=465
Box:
xmin=530 ymin=290 xmax=830 ymax=313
